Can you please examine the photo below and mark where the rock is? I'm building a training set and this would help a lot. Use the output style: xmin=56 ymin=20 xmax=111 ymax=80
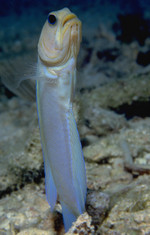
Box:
xmin=83 ymin=134 xmax=123 ymax=163
xmin=83 ymin=117 xmax=150 ymax=165
xmin=80 ymin=106 xmax=127 ymax=136
xmin=17 ymin=228 xmax=53 ymax=235
xmin=86 ymin=191 xmax=110 ymax=226
xmin=0 ymin=98 xmax=43 ymax=196
xmin=0 ymin=183 xmax=55 ymax=234
xmin=99 ymin=175 xmax=150 ymax=234
xmin=66 ymin=212 xmax=95 ymax=235
xmin=80 ymin=73 xmax=150 ymax=111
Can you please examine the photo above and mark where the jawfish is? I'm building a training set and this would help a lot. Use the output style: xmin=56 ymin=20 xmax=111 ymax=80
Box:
xmin=37 ymin=8 xmax=87 ymax=231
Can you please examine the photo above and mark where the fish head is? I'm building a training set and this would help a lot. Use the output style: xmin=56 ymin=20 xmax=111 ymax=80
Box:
xmin=38 ymin=8 xmax=82 ymax=67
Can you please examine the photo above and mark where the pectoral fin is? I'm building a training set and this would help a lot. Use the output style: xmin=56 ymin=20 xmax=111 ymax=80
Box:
xmin=0 ymin=51 xmax=36 ymax=101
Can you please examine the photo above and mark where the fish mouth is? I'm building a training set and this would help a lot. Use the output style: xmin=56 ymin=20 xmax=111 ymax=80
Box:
xmin=62 ymin=13 xmax=76 ymax=26
xmin=62 ymin=13 xmax=81 ymax=36
xmin=62 ymin=13 xmax=82 ymax=58
xmin=54 ymin=13 xmax=81 ymax=52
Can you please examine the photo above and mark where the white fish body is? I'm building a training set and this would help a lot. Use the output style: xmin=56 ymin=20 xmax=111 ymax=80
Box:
xmin=36 ymin=8 xmax=86 ymax=231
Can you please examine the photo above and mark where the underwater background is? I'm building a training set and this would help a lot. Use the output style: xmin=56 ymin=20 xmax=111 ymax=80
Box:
xmin=0 ymin=0 xmax=150 ymax=234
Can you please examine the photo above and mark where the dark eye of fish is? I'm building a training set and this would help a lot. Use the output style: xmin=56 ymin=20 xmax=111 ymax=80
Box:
xmin=48 ymin=14 xmax=57 ymax=25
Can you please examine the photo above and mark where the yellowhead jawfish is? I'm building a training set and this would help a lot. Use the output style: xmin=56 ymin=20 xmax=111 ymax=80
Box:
xmin=37 ymin=8 xmax=87 ymax=231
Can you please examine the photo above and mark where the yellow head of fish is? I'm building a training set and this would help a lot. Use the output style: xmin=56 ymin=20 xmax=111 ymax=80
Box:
xmin=38 ymin=8 xmax=82 ymax=67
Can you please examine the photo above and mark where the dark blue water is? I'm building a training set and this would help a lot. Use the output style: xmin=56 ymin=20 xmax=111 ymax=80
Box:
xmin=0 ymin=0 xmax=150 ymax=99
